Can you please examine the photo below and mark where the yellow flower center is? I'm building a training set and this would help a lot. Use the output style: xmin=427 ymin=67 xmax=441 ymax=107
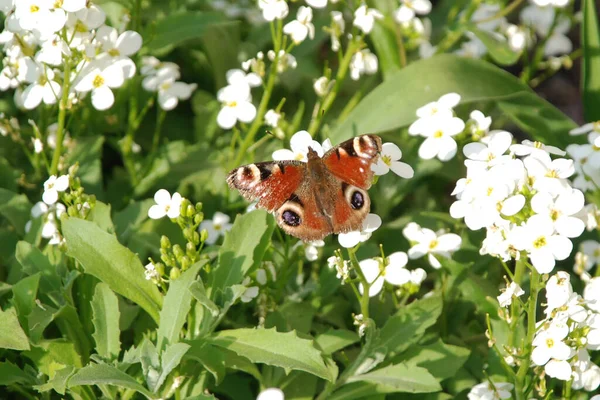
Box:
xmin=54 ymin=0 xmax=63 ymax=7
xmin=533 ymin=236 xmax=547 ymax=249
xmin=429 ymin=239 xmax=438 ymax=250
xmin=75 ymin=21 xmax=88 ymax=33
xmin=433 ymin=130 xmax=443 ymax=138
xmin=108 ymin=48 xmax=120 ymax=57
xmin=593 ymin=121 xmax=600 ymax=132
xmin=92 ymin=75 xmax=105 ymax=88
xmin=30 ymin=5 xmax=40 ymax=13
xmin=534 ymin=141 xmax=543 ymax=149
xmin=227 ymin=100 xmax=238 ymax=108
xmin=545 ymin=169 xmax=558 ymax=178
xmin=214 ymin=223 xmax=222 ymax=231
xmin=382 ymin=155 xmax=392 ymax=167
xmin=546 ymin=338 xmax=554 ymax=348
xmin=486 ymin=187 xmax=494 ymax=196
xmin=550 ymin=209 xmax=560 ymax=221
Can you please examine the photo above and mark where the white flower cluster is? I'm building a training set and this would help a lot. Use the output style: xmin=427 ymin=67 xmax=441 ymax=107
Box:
xmin=456 ymin=0 xmax=572 ymax=61
xmin=24 ymin=174 xmax=70 ymax=245
xmin=408 ymin=92 xmax=465 ymax=162
xmin=529 ymin=271 xmax=600 ymax=389
xmin=0 ymin=1 xmax=195 ymax=112
xmin=216 ymin=68 xmax=262 ymax=130
xmin=449 ymin=126 xmax=592 ymax=274
xmin=567 ymin=121 xmax=600 ymax=193
xmin=141 ymin=57 xmax=197 ymax=111
xmin=468 ymin=380 xmax=513 ymax=400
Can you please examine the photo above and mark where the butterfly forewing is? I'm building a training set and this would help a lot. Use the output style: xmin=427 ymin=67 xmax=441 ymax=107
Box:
xmin=322 ymin=135 xmax=382 ymax=189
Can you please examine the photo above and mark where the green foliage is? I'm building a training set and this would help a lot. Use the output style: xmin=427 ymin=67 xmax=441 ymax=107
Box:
xmin=582 ymin=0 xmax=600 ymax=121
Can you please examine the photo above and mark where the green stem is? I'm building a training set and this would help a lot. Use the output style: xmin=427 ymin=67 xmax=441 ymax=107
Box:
xmin=508 ymin=259 xmax=526 ymax=348
xmin=152 ymin=109 xmax=167 ymax=154
xmin=348 ymin=248 xmax=370 ymax=319
xmin=50 ymin=61 xmax=72 ymax=175
xmin=307 ymin=39 xmax=360 ymax=136
xmin=514 ymin=267 xmax=541 ymax=399
xmin=475 ymin=0 xmax=526 ymax=24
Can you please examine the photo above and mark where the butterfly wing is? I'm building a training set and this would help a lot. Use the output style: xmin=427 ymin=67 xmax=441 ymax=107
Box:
xmin=227 ymin=161 xmax=306 ymax=212
xmin=322 ymin=134 xmax=382 ymax=189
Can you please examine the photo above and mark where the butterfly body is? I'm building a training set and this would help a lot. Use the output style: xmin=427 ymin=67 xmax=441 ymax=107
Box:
xmin=227 ymin=135 xmax=382 ymax=241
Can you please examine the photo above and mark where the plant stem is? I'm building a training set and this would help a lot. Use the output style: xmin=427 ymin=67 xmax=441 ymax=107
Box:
xmin=50 ymin=61 xmax=71 ymax=175
xmin=514 ymin=267 xmax=541 ymax=399
xmin=307 ymin=39 xmax=360 ymax=136
xmin=348 ymin=248 xmax=370 ymax=319
xmin=475 ymin=0 xmax=526 ymax=24
xmin=152 ymin=108 xmax=167 ymax=154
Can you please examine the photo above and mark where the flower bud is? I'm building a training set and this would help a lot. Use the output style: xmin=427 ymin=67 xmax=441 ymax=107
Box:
xmin=199 ymin=229 xmax=208 ymax=243
xmin=160 ymin=235 xmax=171 ymax=249
xmin=180 ymin=256 xmax=191 ymax=270
xmin=186 ymin=241 xmax=196 ymax=256
xmin=67 ymin=206 xmax=78 ymax=217
xmin=170 ymin=267 xmax=181 ymax=280
xmin=183 ymin=228 xmax=192 ymax=241
xmin=173 ymin=244 xmax=184 ymax=259
xmin=194 ymin=213 xmax=204 ymax=225
xmin=186 ymin=205 xmax=195 ymax=218
xmin=195 ymin=202 xmax=203 ymax=212
xmin=155 ymin=262 xmax=165 ymax=276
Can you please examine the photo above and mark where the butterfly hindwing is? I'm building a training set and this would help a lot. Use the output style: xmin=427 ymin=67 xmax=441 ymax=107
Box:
xmin=322 ymin=135 xmax=382 ymax=189
xmin=227 ymin=161 xmax=306 ymax=212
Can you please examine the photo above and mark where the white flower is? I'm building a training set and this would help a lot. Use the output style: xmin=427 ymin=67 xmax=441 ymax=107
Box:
xmin=147 ymin=189 xmax=183 ymax=219
xmin=258 ymin=0 xmax=289 ymax=21
xmin=403 ymin=222 xmax=462 ymax=269
xmin=504 ymin=24 xmax=527 ymax=52
xmin=272 ymin=130 xmax=325 ymax=162
xmin=15 ymin=0 xmax=66 ymax=39
xmin=216 ymin=83 xmax=256 ymax=129
xmin=304 ymin=240 xmax=324 ymax=261
xmin=199 ymin=212 xmax=233 ymax=245
xmin=330 ymin=11 xmax=345 ymax=52
xmin=265 ymin=109 xmax=282 ymax=128
xmin=570 ymin=121 xmax=600 ymax=139
xmin=256 ymin=388 xmax=285 ymax=400
xmin=142 ymin=63 xmax=181 ymax=91
xmin=358 ymin=252 xmax=411 ymax=297
xmin=36 ymin=34 xmax=71 ymax=66
xmin=410 ymin=268 xmax=427 ymax=285
xmin=580 ymin=240 xmax=600 ymax=270
xmin=571 ymin=349 xmax=600 ymax=391
xmin=584 ymin=277 xmax=600 ymax=313
xmin=463 ymin=130 xmax=513 ymax=168
xmin=18 ymin=59 xmax=61 ymax=110
xmin=32 ymin=138 xmax=43 ymax=154
xmin=313 ymin=76 xmax=331 ymax=97
xmin=545 ymin=271 xmax=573 ymax=311
xmin=241 ymin=281 xmax=259 ymax=303
xmin=523 ymin=151 xmax=574 ymax=196
xmin=353 ymin=5 xmax=383 ymax=34
xmin=371 ymin=142 xmax=414 ymax=178
xmin=497 ymin=282 xmax=525 ymax=307
xmin=531 ymin=0 xmax=570 ymax=8
xmin=74 ymin=62 xmax=126 ymax=111
xmin=408 ymin=93 xmax=461 ymax=136
xmin=144 ymin=262 xmax=159 ymax=281
xmin=468 ymin=110 xmax=492 ymax=136
xmin=394 ymin=0 xmax=432 ymax=24
xmin=531 ymin=189 xmax=585 ymax=238
xmin=455 ymin=37 xmax=488 ymax=59
xmin=95 ymin=26 xmax=142 ymax=73
xmin=284 ymin=6 xmax=315 ymax=44
xmin=42 ymin=175 xmax=69 ymax=205
xmin=467 ymin=381 xmax=513 ymax=400
xmin=338 ymin=213 xmax=382 ymax=248
xmin=417 ymin=115 xmax=465 ymax=161
xmin=158 ymin=80 xmax=197 ymax=111
xmin=510 ymin=139 xmax=565 ymax=157
xmin=306 ymin=0 xmax=327 ymax=8
xmin=532 ymin=324 xmax=574 ymax=380
xmin=349 ymin=49 xmax=378 ymax=80
xmin=267 ymin=50 xmax=297 ymax=73
xmin=471 ymin=3 xmax=504 ymax=32
xmin=512 ymin=215 xmax=573 ymax=273
xmin=226 ymin=69 xmax=262 ymax=89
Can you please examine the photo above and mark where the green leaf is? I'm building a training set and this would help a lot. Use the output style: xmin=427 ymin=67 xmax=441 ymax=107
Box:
xmin=469 ymin=26 xmax=520 ymax=66
xmin=394 ymin=339 xmax=470 ymax=381
xmin=140 ymin=338 xmax=160 ymax=391
xmin=146 ymin=12 xmax=228 ymax=53
xmin=0 ymin=307 xmax=30 ymax=350
xmin=114 ymin=199 xmax=154 ymax=239
xmin=186 ymin=340 xmax=261 ymax=384
xmin=88 ymin=201 xmax=115 ymax=234
xmin=201 ymin=21 xmax=241 ymax=89
xmin=189 ymin=281 xmax=220 ymax=317
xmin=0 ymin=361 xmax=33 ymax=386
xmin=209 ymin=328 xmax=332 ymax=381
xmin=12 ymin=273 xmax=40 ymax=328
xmin=152 ymin=343 xmax=190 ymax=392
xmin=582 ymin=0 xmax=600 ymax=121
xmin=157 ymin=262 xmax=205 ymax=351
xmin=16 ymin=241 xmax=62 ymax=296
xmin=369 ymin=2 xmax=401 ymax=80
xmin=0 ymin=188 xmax=32 ymax=236
xmin=23 ymin=339 xmax=83 ymax=377
xmin=209 ymin=210 xmax=275 ymax=306
xmin=331 ymin=54 xmax=576 ymax=146
xmin=68 ymin=362 xmax=155 ymax=399
xmin=91 ymin=283 xmax=121 ymax=361
xmin=346 ymin=363 xmax=441 ymax=393
xmin=33 ymin=365 xmax=75 ymax=394
xmin=315 ymin=329 xmax=360 ymax=355
xmin=62 ymin=217 xmax=162 ymax=323
xmin=375 ymin=294 xmax=442 ymax=356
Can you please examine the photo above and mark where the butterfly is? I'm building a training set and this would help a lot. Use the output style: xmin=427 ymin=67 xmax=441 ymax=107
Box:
xmin=227 ymin=134 xmax=382 ymax=241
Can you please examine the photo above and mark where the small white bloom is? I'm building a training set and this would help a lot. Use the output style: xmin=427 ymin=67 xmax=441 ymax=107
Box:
xmin=504 ymin=24 xmax=527 ymax=52
xmin=32 ymin=138 xmax=43 ymax=154
xmin=468 ymin=110 xmax=492 ymax=136
xmin=404 ymin=222 xmax=462 ymax=268
xmin=531 ymin=189 xmax=585 ymax=238
xmin=74 ymin=63 xmax=126 ymax=111
xmin=358 ymin=252 xmax=410 ymax=297
xmin=264 ymin=109 xmax=282 ymax=128
xmin=258 ymin=0 xmax=289 ymax=21
xmin=570 ymin=121 xmax=600 ymax=137
xmin=241 ymin=285 xmax=259 ymax=303
xmin=510 ymin=139 xmax=565 ymax=157
xmin=216 ymin=84 xmax=256 ymax=129
xmin=144 ymin=262 xmax=159 ymax=281
xmin=349 ymin=49 xmax=378 ymax=80
xmin=371 ymin=142 xmax=414 ymax=178
xmin=545 ymin=271 xmax=573 ymax=312
xmin=267 ymin=50 xmax=297 ymax=73
xmin=303 ymin=240 xmax=324 ymax=261
xmin=394 ymin=0 xmax=432 ymax=24
xmin=338 ymin=213 xmax=382 ymax=248
xmin=158 ymin=80 xmax=197 ymax=111
xmin=18 ymin=59 xmax=62 ymax=110
xmin=147 ymin=189 xmax=183 ymax=219
xmin=272 ymin=130 xmax=324 ymax=162
xmin=42 ymin=175 xmax=69 ymax=205
xmin=467 ymin=381 xmax=513 ymax=400
xmin=463 ymin=130 xmax=513 ymax=168
xmin=418 ymin=115 xmax=465 ymax=161
xmin=532 ymin=324 xmax=573 ymax=368
xmin=330 ymin=11 xmax=345 ymax=52
xmin=199 ymin=212 xmax=233 ymax=245
xmin=36 ymin=34 xmax=71 ymax=66
xmin=284 ymin=6 xmax=315 ymax=44
xmin=408 ymin=93 xmax=461 ymax=136
xmin=353 ymin=5 xmax=383 ymax=34
xmin=497 ymin=281 xmax=525 ymax=307
xmin=584 ymin=277 xmax=600 ymax=313
xmin=313 ymin=76 xmax=331 ymax=97
xmin=256 ymin=388 xmax=285 ymax=400
xmin=306 ymin=0 xmax=327 ymax=8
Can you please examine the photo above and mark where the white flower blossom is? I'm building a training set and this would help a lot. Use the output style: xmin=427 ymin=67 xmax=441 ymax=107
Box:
xmin=353 ymin=5 xmax=383 ymax=34
xmin=284 ymin=6 xmax=315 ymax=44
xmin=349 ymin=49 xmax=378 ymax=80
xmin=199 ymin=212 xmax=233 ymax=245
xmin=371 ymin=142 xmax=414 ymax=178
xmin=358 ymin=252 xmax=411 ymax=297
xmin=42 ymin=175 xmax=69 ymax=205
xmin=497 ymin=282 xmax=525 ymax=307
xmin=148 ymin=189 xmax=183 ymax=220
xmin=338 ymin=213 xmax=382 ymax=248
xmin=394 ymin=0 xmax=432 ymax=24
xmin=403 ymin=222 xmax=462 ymax=268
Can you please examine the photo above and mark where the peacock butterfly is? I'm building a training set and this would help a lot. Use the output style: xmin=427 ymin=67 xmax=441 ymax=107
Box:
xmin=227 ymin=134 xmax=382 ymax=241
